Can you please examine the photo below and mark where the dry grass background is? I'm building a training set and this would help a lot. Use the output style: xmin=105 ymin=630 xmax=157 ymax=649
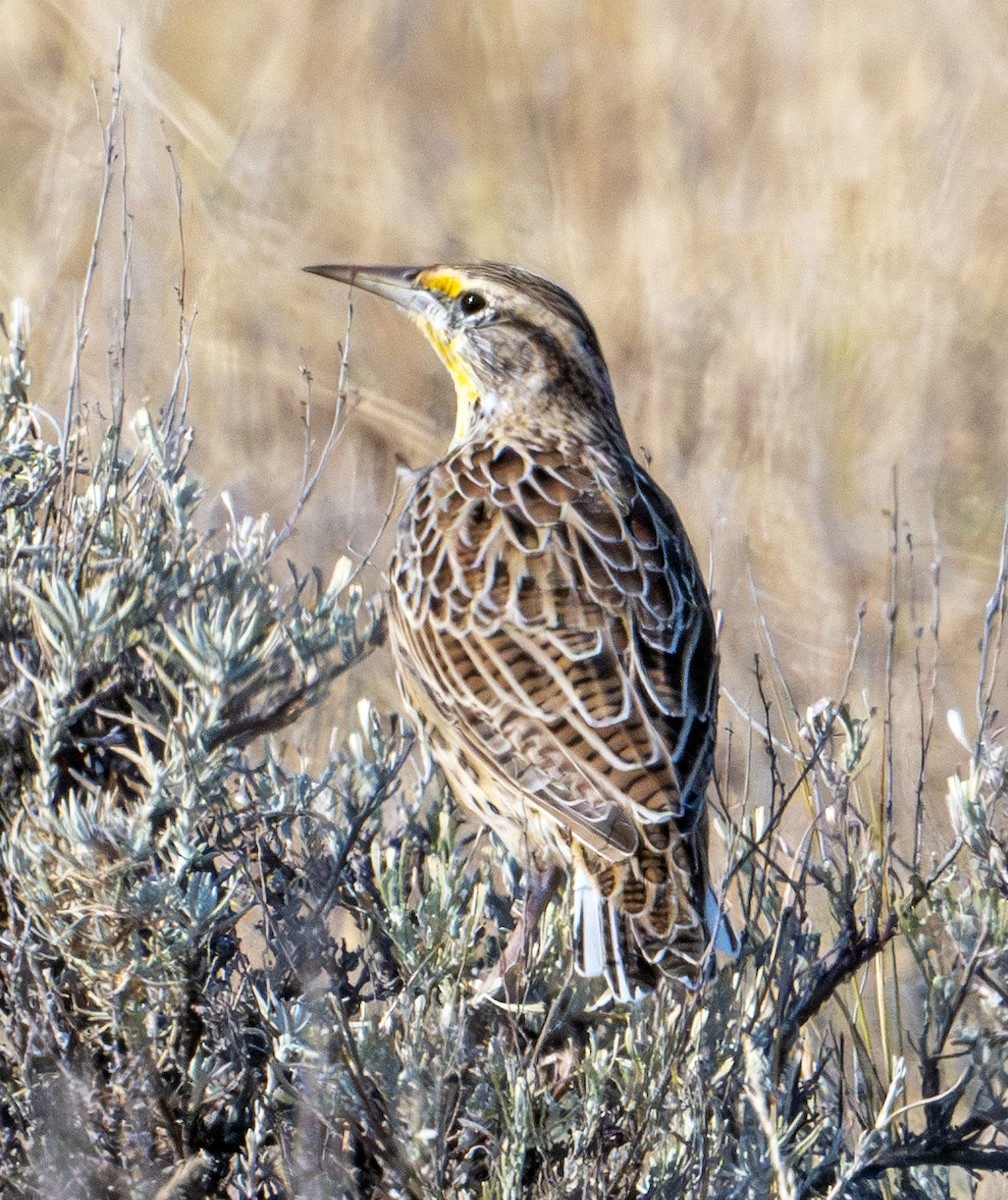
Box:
xmin=2 ymin=5 xmax=1008 ymax=1197
xmin=3 ymin=1 xmax=1008 ymax=843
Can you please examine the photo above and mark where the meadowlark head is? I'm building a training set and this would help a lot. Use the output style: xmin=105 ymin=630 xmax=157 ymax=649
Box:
xmin=305 ymin=262 xmax=617 ymax=447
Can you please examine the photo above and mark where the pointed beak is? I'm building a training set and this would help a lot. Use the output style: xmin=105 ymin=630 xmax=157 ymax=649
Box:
xmin=303 ymin=263 xmax=440 ymax=320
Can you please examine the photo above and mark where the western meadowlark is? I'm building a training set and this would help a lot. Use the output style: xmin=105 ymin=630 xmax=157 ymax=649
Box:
xmin=306 ymin=261 xmax=730 ymax=1002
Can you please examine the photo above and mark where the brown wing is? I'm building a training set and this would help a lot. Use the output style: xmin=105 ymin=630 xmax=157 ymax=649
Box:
xmin=389 ymin=435 xmax=719 ymax=867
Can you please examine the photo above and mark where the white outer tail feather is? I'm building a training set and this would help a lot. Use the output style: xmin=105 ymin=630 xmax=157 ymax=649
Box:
xmin=573 ymin=867 xmax=605 ymax=975
xmin=574 ymin=868 xmax=738 ymax=1003
xmin=572 ymin=866 xmax=637 ymax=1003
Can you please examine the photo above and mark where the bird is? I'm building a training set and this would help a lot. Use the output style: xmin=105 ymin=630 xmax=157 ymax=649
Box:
xmin=305 ymin=260 xmax=732 ymax=1002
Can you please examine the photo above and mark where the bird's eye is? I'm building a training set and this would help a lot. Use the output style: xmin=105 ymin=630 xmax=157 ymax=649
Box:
xmin=458 ymin=290 xmax=487 ymax=317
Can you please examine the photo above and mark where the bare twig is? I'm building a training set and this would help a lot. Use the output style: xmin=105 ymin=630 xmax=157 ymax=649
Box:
xmin=977 ymin=503 xmax=1008 ymax=746
xmin=275 ymin=295 xmax=355 ymax=550
xmin=162 ymin=137 xmax=195 ymax=452
xmin=911 ymin=523 xmax=941 ymax=872
xmin=57 ymin=30 xmax=125 ymax=544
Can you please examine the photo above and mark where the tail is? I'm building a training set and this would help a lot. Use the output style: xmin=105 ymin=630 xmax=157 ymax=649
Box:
xmin=573 ymin=867 xmax=647 ymax=1002
xmin=573 ymin=865 xmax=736 ymax=1004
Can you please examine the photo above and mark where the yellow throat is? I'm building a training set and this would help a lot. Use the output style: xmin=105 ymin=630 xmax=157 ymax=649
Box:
xmin=411 ymin=270 xmax=483 ymax=448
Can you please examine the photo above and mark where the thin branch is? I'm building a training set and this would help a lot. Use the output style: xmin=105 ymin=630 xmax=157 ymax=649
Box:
xmin=108 ymin=91 xmax=131 ymax=467
xmin=881 ymin=472 xmax=898 ymax=895
xmin=275 ymin=295 xmax=355 ymax=550
xmin=58 ymin=30 xmax=125 ymax=541
xmin=912 ymin=525 xmax=941 ymax=871
xmin=162 ymin=136 xmax=195 ymax=451
xmin=977 ymin=502 xmax=1008 ymax=746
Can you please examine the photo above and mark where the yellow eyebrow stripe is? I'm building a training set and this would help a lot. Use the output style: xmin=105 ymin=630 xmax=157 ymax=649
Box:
xmin=416 ymin=269 xmax=465 ymax=299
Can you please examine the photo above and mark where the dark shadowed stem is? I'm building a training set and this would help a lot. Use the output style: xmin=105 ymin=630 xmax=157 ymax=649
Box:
xmin=779 ymin=912 xmax=900 ymax=1054
xmin=330 ymin=991 xmax=427 ymax=1200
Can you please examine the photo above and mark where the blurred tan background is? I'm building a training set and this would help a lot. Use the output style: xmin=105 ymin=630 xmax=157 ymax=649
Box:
xmin=3 ymin=0 xmax=1008 ymax=808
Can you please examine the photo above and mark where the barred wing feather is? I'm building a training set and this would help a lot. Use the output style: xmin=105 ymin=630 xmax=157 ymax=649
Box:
xmin=389 ymin=436 xmax=721 ymax=992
